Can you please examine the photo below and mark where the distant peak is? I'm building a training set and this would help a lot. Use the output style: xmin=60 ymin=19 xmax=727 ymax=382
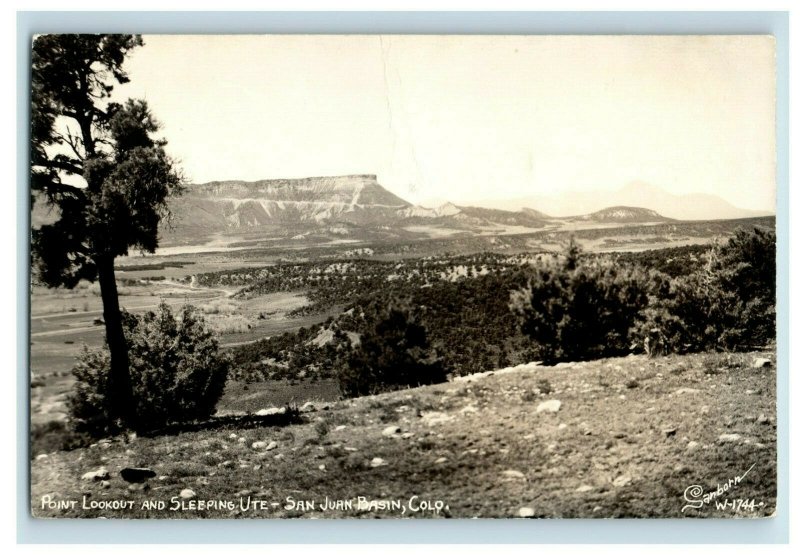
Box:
xmin=582 ymin=205 xmax=670 ymax=222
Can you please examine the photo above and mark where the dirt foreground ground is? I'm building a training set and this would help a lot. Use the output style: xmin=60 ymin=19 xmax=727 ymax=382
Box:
xmin=31 ymin=350 xmax=776 ymax=519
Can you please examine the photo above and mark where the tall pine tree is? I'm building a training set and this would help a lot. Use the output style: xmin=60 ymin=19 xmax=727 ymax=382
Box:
xmin=30 ymin=35 xmax=182 ymax=427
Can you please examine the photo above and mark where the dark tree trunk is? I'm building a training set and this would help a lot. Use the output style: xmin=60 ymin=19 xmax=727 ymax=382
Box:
xmin=96 ymin=254 xmax=135 ymax=426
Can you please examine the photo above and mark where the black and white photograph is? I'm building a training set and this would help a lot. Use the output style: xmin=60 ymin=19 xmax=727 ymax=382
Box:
xmin=28 ymin=34 xmax=777 ymax=519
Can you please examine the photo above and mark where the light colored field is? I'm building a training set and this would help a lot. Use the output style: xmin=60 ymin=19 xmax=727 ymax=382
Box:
xmin=29 ymin=279 xmax=311 ymax=426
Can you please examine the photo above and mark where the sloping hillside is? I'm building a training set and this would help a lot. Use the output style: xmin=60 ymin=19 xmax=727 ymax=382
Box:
xmin=577 ymin=206 xmax=673 ymax=224
xmin=31 ymin=350 xmax=775 ymax=519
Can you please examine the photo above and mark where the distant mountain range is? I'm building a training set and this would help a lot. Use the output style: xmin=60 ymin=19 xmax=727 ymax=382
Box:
xmin=33 ymin=174 xmax=770 ymax=249
xmin=151 ymin=174 xmax=773 ymax=246
xmin=479 ymin=181 xmax=773 ymax=221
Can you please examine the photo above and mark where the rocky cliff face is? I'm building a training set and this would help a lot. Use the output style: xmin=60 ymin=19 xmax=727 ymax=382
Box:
xmin=166 ymin=174 xmax=413 ymax=237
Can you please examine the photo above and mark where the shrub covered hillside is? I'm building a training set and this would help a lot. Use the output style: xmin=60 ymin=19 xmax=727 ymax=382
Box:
xmin=229 ymin=226 xmax=775 ymax=389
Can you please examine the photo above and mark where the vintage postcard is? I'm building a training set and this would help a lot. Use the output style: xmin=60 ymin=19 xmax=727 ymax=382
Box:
xmin=29 ymin=34 xmax=777 ymax=519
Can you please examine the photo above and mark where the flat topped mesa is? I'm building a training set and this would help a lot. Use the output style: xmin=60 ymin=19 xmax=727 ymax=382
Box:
xmin=188 ymin=174 xmax=409 ymax=207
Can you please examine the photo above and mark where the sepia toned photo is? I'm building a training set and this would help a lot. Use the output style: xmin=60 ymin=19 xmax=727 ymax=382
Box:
xmin=29 ymin=34 xmax=777 ymax=519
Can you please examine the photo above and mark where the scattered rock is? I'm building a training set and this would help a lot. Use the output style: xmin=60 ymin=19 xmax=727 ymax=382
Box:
xmin=256 ymin=407 xmax=286 ymax=416
xmin=501 ymin=470 xmax=526 ymax=481
xmin=99 ymin=480 xmax=111 ymax=489
xmin=120 ymin=467 xmax=157 ymax=483
xmin=518 ymin=507 xmax=535 ymax=518
xmin=218 ymin=460 xmax=234 ymax=468
xmin=420 ymin=411 xmax=454 ymax=425
xmin=753 ymin=357 xmax=772 ymax=368
xmin=370 ymin=457 xmax=387 ymax=468
xmin=612 ymin=474 xmax=632 ymax=487
xmin=575 ymin=485 xmax=594 ymax=493
xmin=179 ymin=488 xmax=196 ymax=499
xmin=536 ymin=400 xmax=562 ymax=414
xmin=35 ymin=454 xmax=48 ymax=461
xmin=81 ymin=467 xmax=110 ymax=481
xmin=686 ymin=441 xmax=700 ymax=451
xmin=558 ymin=423 xmax=568 ymax=430
xmin=264 ymin=441 xmax=278 ymax=451
xmin=434 ymin=457 xmax=448 ymax=464
xmin=757 ymin=414 xmax=770 ymax=425
xmin=334 ymin=425 xmax=347 ymax=431
xmin=460 ymin=405 xmax=479 ymax=414
xmin=662 ymin=427 xmax=678 ymax=438
xmin=718 ymin=433 xmax=742 ymax=443
xmin=382 ymin=426 xmax=402 ymax=437
xmin=400 ymin=432 xmax=415 ymax=439
xmin=676 ymin=388 xmax=700 ymax=395
xmin=318 ymin=464 xmax=326 ymax=471
xmin=300 ymin=401 xmax=317 ymax=412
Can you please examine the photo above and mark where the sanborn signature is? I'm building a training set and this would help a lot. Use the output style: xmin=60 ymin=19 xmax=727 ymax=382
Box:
xmin=681 ymin=463 xmax=758 ymax=512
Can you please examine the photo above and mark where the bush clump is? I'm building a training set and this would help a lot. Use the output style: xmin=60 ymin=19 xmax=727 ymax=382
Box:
xmin=636 ymin=227 xmax=776 ymax=353
xmin=510 ymin=240 xmax=652 ymax=363
xmin=68 ymin=302 xmax=230 ymax=436
xmin=336 ymin=301 xmax=446 ymax=398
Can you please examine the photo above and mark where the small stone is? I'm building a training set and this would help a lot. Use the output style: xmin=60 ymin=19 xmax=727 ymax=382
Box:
xmin=120 ymin=467 xmax=157 ymax=483
xmin=757 ymin=414 xmax=770 ymax=425
xmin=179 ymin=488 xmax=196 ymax=499
xmin=612 ymin=474 xmax=632 ymax=487
xmin=237 ymin=437 xmax=246 ymax=443
xmin=256 ymin=407 xmax=285 ymax=416
xmin=99 ymin=480 xmax=111 ymax=489
xmin=252 ymin=441 xmax=268 ymax=449
xmin=662 ymin=427 xmax=678 ymax=438
xmin=558 ymin=423 xmax=567 ymax=430
xmin=35 ymin=454 xmax=48 ymax=461
xmin=300 ymin=401 xmax=317 ymax=412
xmin=370 ymin=457 xmax=387 ymax=468
xmin=753 ymin=357 xmax=772 ymax=368
xmin=382 ymin=426 xmax=402 ymax=437
xmin=536 ymin=400 xmax=561 ymax=413
xmin=687 ymin=441 xmax=700 ymax=451
xmin=218 ymin=460 xmax=234 ymax=468
xmin=334 ymin=425 xmax=347 ymax=431
xmin=229 ymin=433 xmax=238 ymax=439
xmin=718 ymin=433 xmax=742 ymax=443
xmin=518 ymin=507 xmax=535 ymax=518
xmin=576 ymin=485 xmax=594 ymax=493
xmin=318 ymin=464 xmax=326 ymax=471
xmin=81 ymin=467 xmax=110 ymax=481
xmin=265 ymin=441 xmax=278 ymax=451
xmin=434 ymin=457 xmax=447 ymax=464
xmin=676 ymin=388 xmax=700 ymax=395
xmin=502 ymin=470 xmax=526 ymax=480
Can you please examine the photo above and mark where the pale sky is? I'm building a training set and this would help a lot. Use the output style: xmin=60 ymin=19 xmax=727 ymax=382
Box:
xmin=115 ymin=35 xmax=776 ymax=210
